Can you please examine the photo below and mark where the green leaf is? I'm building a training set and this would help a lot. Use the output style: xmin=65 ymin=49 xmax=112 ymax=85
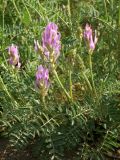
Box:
xmin=22 ymin=10 xmax=31 ymax=26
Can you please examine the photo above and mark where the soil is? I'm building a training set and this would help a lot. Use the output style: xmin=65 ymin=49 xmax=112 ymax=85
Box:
xmin=0 ymin=137 xmax=120 ymax=160
xmin=0 ymin=137 xmax=34 ymax=160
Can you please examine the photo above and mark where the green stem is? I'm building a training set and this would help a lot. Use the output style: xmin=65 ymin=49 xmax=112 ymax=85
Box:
xmin=67 ymin=0 xmax=71 ymax=18
xmin=3 ymin=9 xmax=4 ymax=31
xmin=77 ymin=54 xmax=92 ymax=92
xmin=11 ymin=0 xmax=21 ymax=18
xmin=42 ymin=96 xmax=47 ymax=109
xmin=22 ymin=0 xmax=32 ymax=21
xmin=82 ymin=71 xmax=92 ymax=92
xmin=89 ymin=54 xmax=97 ymax=97
xmin=69 ymin=70 xmax=73 ymax=101
xmin=103 ymin=0 xmax=108 ymax=20
xmin=67 ymin=0 xmax=72 ymax=28
xmin=53 ymin=69 xmax=71 ymax=100
xmin=119 ymin=1 xmax=120 ymax=25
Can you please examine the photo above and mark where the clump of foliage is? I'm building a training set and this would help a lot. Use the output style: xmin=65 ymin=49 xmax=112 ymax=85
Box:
xmin=0 ymin=0 xmax=120 ymax=159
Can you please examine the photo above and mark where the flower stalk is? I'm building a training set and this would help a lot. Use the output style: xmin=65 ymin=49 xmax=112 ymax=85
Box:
xmin=77 ymin=54 xmax=92 ymax=92
xmin=53 ymin=69 xmax=71 ymax=100
xmin=69 ymin=69 xmax=73 ymax=101
xmin=88 ymin=53 xmax=97 ymax=97
xmin=84 ymin=23 xmax=98 ymax=97
xmin=82 ymin=71 xmax=92 ymax=92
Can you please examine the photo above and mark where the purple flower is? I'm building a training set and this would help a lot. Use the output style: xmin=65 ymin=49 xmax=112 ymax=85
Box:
xmin=42 ymin=22 xmax=61 ymax=61
xmin=84 ymin=24 xmax=92 ymax=41
xmin=84 ymin=24 xmax=98 ymax=51
xmin=35 ymin=65 xmax=49 ymax=95
xmin=8 ymin=44 xmax=21 ymax=68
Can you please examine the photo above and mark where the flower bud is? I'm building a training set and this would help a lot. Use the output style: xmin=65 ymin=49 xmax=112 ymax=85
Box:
xmin=35 ymin=65 xmax=49 ymax=96
xmin=84 ymin=24 xmax=98 ymax=52
xmin=8 ymin=44 xmax=21 ymax=68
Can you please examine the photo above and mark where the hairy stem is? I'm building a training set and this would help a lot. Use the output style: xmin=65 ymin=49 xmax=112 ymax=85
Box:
xmin=42 ymin=95 xmax=47 ymax=109
xmin=89 ymin=54 xmax=97 ymax=97
xmin=69 ymin=70 xmax=73 ymax=101
xmin=82 ymin=71 xmax=92 ymax=92
xmin=77 ymin=54 xmax=92 ymax=92
xmin=53 ymin=69 xmax=71 ymax=100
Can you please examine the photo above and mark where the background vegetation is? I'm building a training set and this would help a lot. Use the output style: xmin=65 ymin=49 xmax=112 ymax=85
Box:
xmin=0 ymin=0 xmax=120 ymax=159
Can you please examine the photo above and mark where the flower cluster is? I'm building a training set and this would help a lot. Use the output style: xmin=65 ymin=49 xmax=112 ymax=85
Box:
xmin=8 ymin=44 xmax=21 ymax=68
xmin=42 ymin=22 xmax=61 ymax=62
xmin=34 ymin=22 xmax=61 ymax=96
xmin=84 ymin=24 xmax=97 ymax=51
xmin=7 ymin=22 xmax=98 ymax=98
xmin=34 ymin=22 xmax=61 ymax=64
xmin=35 ymin=65 xmax=49 ymax=96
